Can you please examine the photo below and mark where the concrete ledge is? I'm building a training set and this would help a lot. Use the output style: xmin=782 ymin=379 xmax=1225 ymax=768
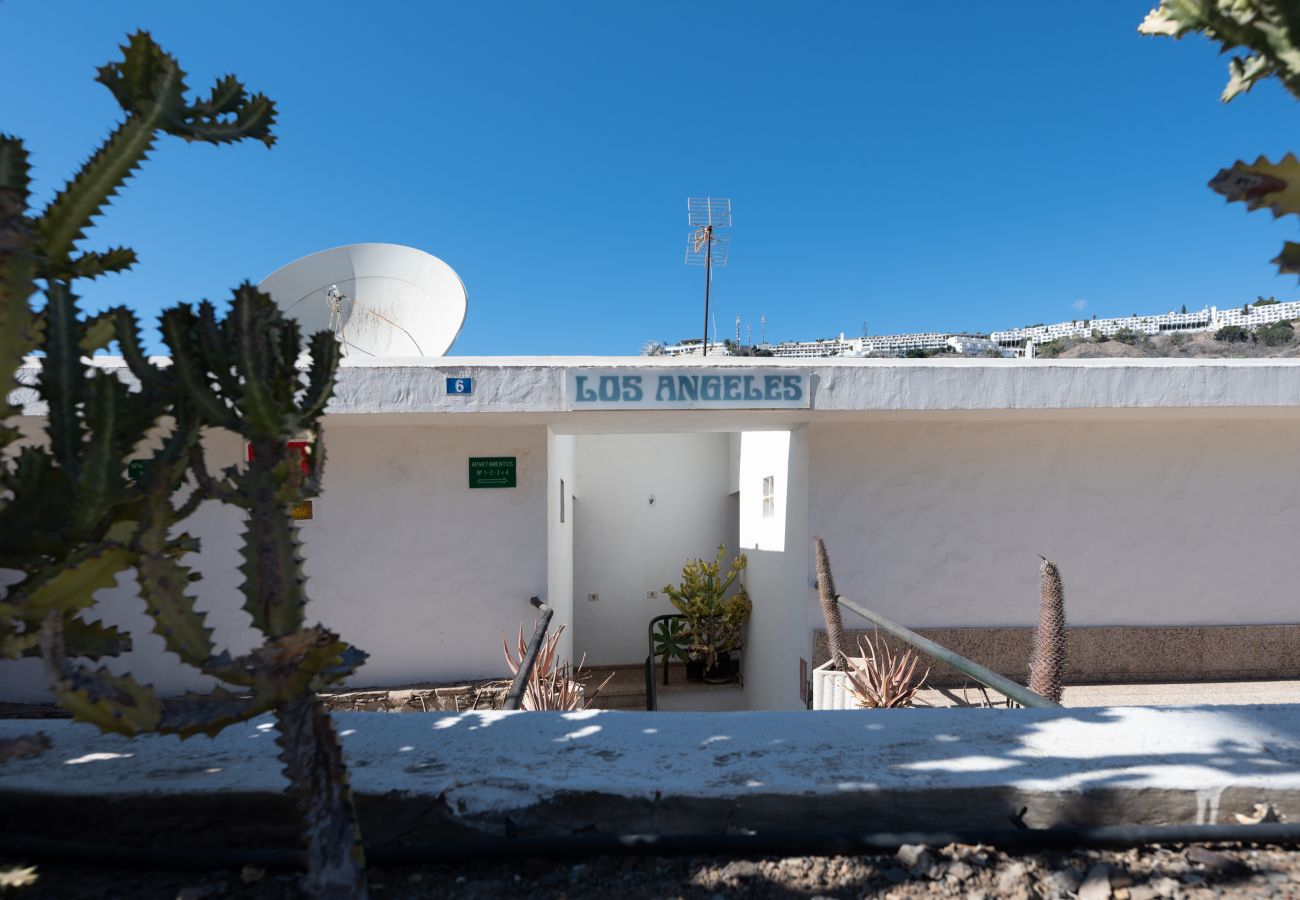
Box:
xmin=813 ymin=625 xmax=1300 ymax=686
xmin=2 ymin=706 xmax=1298 ymax=847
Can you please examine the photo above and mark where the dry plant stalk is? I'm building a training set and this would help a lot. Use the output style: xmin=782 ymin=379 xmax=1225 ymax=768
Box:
xmin=503 ymin=624 xmax=614 ymax=711
xmin=1027 ymin=558 xmax=1068 ymax=704
xmin=814 ymin=536 xmax=849 ymax=670
xmin=845 ymin=631 xmax=929 ymax=708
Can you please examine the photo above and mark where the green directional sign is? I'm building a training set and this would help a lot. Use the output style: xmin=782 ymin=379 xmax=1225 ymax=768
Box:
xmin=469 ymin=456 xmax=516 ymax=489
xmin=127 ymin=459 xmax=149 ymax=482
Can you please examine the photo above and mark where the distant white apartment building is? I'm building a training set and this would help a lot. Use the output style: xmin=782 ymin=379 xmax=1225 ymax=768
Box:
xmin=648 ymin=300 xmax=1299 ymax=360
xmin=990 ymin=302 xmax=1300 ymax=349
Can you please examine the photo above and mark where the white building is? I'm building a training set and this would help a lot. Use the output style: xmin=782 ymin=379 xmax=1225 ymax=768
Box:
xmin=6 ymin=356 xmax=1300 ymax=710
xmin=991 ymin=302 xmax=1300 ymax=349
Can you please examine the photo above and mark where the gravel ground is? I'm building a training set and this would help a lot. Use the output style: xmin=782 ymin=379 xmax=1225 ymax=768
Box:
xmin=6 ymin=840 xmax=1300 ymax=899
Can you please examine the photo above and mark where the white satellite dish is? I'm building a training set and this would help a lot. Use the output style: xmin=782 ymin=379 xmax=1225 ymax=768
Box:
xmin=257 ymin=243 xmax=467 ymax=358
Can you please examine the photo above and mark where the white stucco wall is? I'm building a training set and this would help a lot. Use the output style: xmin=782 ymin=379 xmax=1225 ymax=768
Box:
xmin=307 ymin=422 xmax=549 ymax=686
xmin=737 ymin=429 xmax=810 ymax=711
xmin=546 ymin=430 xmax=576 ymax=664
xmin=807 ymin=418 xmax=1300 ymax=632
xmin=0 ymin=421 xmax=552 ymax=703
xmin=571 ymin=433 xmax=731 ymax=665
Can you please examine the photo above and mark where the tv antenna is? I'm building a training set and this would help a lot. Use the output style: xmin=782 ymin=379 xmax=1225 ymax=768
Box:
xmin=685 ymin=197 xmax=731 ymax=357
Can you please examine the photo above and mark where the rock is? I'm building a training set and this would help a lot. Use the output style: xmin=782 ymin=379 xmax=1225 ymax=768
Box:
xmin=239 ymin=866 xmax=265 ymax=885
xmin=1234 ymin=802 xmax=1281 ymax=825
xmin=1049 ymin=866 xmax=1084 ymax=894
xmin=946 ymin=861 xmax=975 ymax=883
xmin=881 ymin=866 xmax=908 ymax=884
xmin=568 ymin=863 xmax=591 ymax=885
xmin=897 ymin=843 xmax=928 ymax=868
xmin=1185 ymin=846 xmax=1247 ymax=876
xmin=997 ymin=861 xmax=1029 ymax=894
xmin=1078 ymin=864 xmax=1112 ymax=900
xmin=1148 ymin=876 xmax=1181 ymax=898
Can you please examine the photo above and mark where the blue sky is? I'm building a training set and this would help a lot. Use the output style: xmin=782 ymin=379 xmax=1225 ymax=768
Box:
xmin=4 ymin=3 xmax=1299 ymax=354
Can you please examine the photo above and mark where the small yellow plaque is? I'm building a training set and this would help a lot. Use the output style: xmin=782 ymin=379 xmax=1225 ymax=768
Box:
xmin=291 ymin=500 xmax=314 ymax=521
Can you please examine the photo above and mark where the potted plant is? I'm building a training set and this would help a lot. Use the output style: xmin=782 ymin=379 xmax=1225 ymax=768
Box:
xmin=663 ymin=545 xmax=751 ymax=683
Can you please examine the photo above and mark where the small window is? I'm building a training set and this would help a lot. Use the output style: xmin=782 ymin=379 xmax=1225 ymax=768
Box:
xmin=560 ymin=478 xmax=566 ymax=524
xmin=762 ymin=475 xmax=775 ymax=518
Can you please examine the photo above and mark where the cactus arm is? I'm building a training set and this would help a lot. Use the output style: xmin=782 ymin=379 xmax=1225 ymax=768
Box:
xmin=9 ymin=618 xmax=132 ymax=660
xmin=37 ymin=280 xmax=87 ymax=474
xmin=6 ymin=544 xmax=135 ymax=621
xmin=79 ymin=311 xmax=119 ymax=355
xmin=187 ymin=442 xmax=239 ymax=505
xmin=109 ymin=306 xmax=166 ymax=391
xmin=160 ymin=305 xmax=239 ymax=430
xmin=157 ymin=688 xmax=268 ymax=738
xmin=68 ymin=247 xmax=137 ymax=280
xmin=232 ymin=285 xmax=288 ymax=435
xmin=0 ymin=136 xmax=38 ymax=428
xmin=237 ymin=467 xmax=308 ymax=637
xmin=275 ymin=694 xmax=369 ymax=899
xmin=35 ymin=116 xmax=166 ymax=268
xmin=1140 ymin=1 xmax=1300 ymax=102
xmin=52 ymin=665 xmax=165 ymax=737
xmin=1276 ymin=241 xmax=1300 ymax=275
xmin=299 ymin=330 xmax=340 ymax=422
xmin=73 ymin=371 xmax=146 ymax=534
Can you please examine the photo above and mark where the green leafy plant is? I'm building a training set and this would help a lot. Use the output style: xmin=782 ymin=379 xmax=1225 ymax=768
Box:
xmin=1112 ymin=327 xmax=1144 ymax=346
xmin=1215 ymin=324 xmax=1250 ymax=342
xmin=1141 ymin=2 xmax=1300 ymax=274
xmin=662 ymin=545 xmax=751 ymax=668
xmin=651 ymin=617 xmax=691 ymax=666
xmin=1256 ymin=319 xmax=1295 ymax=346
xmin=0 ymin=33 xmax=369 ymax=898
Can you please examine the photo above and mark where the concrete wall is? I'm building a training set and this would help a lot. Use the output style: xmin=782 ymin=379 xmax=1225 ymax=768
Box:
xmin=546 ymin=431 xmax=576 ymax=663
xmin=807 ymin=418 xmax=1300 ymax=634
xmin=737 ymin=429 xmax=810 ymax=711
xmin=571 ymin=433 xmax=731 ymax=665
xmin=0 ymin=421 xmax=552 ymax=702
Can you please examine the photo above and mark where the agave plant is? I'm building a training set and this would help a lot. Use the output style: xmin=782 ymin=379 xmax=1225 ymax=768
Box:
xmin=503 ymin=623 xmax=614 ymax=711
xmin=844 ymin=631 xmax=930 ymax=709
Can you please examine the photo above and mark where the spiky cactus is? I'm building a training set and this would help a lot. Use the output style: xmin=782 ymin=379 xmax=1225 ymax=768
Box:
xmin=0 ymin=33 xmax=368 ymax=899
xmin=814 ymin=536 xmax=849 ymax=670
xmin=1027 ymin=558 xmax=1068 ymax=705
xmin=1140 ymin=3 xmax=1300 ymax=275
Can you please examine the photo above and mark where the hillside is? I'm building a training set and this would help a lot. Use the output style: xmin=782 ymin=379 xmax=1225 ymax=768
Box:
xmin=1042 ymin=322 xmax=1300 ymax=359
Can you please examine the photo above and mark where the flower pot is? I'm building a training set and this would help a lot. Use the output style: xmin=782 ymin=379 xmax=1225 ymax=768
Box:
xmin=811 ymin=659 xmax=859 ymax=709
xmin=685 ymin=657 xmax=706 ymax=682
xmin=703 ymin=652 xmax=737 ymax=684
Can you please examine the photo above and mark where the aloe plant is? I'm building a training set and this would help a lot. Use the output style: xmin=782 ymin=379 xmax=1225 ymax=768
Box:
xmin=844 ymin=631 xmax=929 ymax=709
xmin=0 ymin=33 xmax=368 ymax=899
xmin=1140 ymin=2 xmax=1300 ymax=274
xmin=503 ymin=622 xmax=613 ymax=710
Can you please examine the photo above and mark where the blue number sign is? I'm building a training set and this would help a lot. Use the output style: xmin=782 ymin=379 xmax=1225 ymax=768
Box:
xmin=446 ymin=377 xmax=474 ymax=395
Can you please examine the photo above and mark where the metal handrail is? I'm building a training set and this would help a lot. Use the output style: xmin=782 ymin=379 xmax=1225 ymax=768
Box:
xmin=503 ymin=596 xmax=552 ymax=711
xmin=644 ymin=613 xmax=687 ymax=711
xmin=833 ymin=595 xmax=1059 ymax=709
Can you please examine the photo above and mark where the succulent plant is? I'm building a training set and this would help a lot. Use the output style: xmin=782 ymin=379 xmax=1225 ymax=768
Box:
xmin=0 ymin=33 xmax=368 ymax=899
xmin=814 ymin=536 xmax=849 ymax=670
xmin=503 ymin=623 xmax=613 ymax=710
xmin=844 ymin=631 xmax=929 ymax=709
xmin=662 ymin=545 xmax=750 ymax=668
xmin=1140 ymin=2 xmax=1300 ymax=275
xmin=1027 ymin=558 xmax=1068 ymax=705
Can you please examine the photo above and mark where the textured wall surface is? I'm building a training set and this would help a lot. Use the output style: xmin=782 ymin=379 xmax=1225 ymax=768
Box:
xmin=807 ymin=418 xmax=1300 ymax=631
xmin=572 ymin=433 xmax=731 ymax=664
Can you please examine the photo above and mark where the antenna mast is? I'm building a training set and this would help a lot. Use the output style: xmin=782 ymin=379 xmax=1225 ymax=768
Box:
xmin=685 ymin=197 xmax=732 ymax=357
